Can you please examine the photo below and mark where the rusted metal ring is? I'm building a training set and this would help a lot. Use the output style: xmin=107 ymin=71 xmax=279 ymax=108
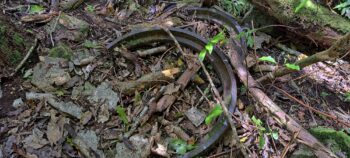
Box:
xmin=107 ymin=27 xmax=237 ymax=158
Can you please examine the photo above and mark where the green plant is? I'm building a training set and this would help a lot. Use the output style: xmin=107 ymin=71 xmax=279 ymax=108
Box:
xmin=9 ymin=50 xmax=22 ymax=65
xmin=219 ymin=0 xmax=251 ymax=17
xmin=169 ymin=138 xmax=195 ymax=155
xmin=251 ymin=116 xmax=279 ymax=149
xmin=285 ymin=63 xmax=300 ymax=70
xmin=116 ymin=106 xmax=129 ymax=125
xmin=295 ymin=0 xmax=310 ymax=13
xmin=205 ymin=104 xmax=223 ymax=125
xmin=29 ymin=5 xmax=45 ymax=14
xmin=86 ymin=4 xmax=95 ymax=13
xmin=236 ymin=29 xmax=255 ymax=48
xmin=198 ymin=31 xmax=226 ymax=61
xmin=334 ymin=0 xmax=350 ymax=19
xmin=258 ymin=56 xmax=277 ymax=64
xmin=345 ymin=92 xmax=350 ymax=102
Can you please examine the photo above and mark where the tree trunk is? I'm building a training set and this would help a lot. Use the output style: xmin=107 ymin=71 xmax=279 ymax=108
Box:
xmin=249 ymin=0 xmax=350 ymax=48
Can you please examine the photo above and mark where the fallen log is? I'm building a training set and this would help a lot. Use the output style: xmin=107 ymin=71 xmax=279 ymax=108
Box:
xmin=249 ymin=0 xmax=350 ymax=49
xmin=228 ymin=41 xmax=337 ymax=158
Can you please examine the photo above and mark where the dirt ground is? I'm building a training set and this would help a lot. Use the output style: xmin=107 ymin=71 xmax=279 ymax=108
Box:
xmin=0 ymin=1 xmax=349 ymax=158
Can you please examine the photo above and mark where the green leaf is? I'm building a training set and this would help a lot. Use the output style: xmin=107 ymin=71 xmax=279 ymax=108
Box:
xmin=169 ymin=139 xmax=188 ymax=155
xmin=211 ymin=31 xmax=225 ymax=44
xmin=271 ymin=131 xmax=279 ymax=140
xmin=205 ymin=104 xmax=223 ymax=125
xmin=251 ymin=115 xmax=263 ymax=127
xmin=29 ymin=5 xmax=45 ymax=14
xmin=198 ymin=49 xmax=207 ymax=61
xmin=345 ymin=92 xmax=350 ymax=102
xmin=247 ymin=35 xmax=254 ymax=48
xmin=334 ymin=2 xmax=350 ymax=9
xmin=258 ymin=56 xmax=277 ymax=64
xmin=295 ymin=0 xmax=309 ymax=13
xmin=258 ymin=135 xmax=265 ymax=149
xmin=86 ymin=4 xmax=95 ymax=12
xmin=116 ymin=106 xmax=129 ymax=125
xmin=320 ymin=92 xmax=330 ymax=98
xmin=285 ymin=63 xmax=301 ymax=70
xmin=205 ymin=44 xmax=214 ymax=54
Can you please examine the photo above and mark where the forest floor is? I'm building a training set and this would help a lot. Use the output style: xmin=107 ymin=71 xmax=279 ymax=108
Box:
xmin=0 ymin=1 xmax=349 ymax=158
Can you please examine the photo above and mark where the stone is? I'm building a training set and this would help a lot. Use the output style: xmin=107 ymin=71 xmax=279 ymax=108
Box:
xmin=115 ymin=135 xmax=149 ymax=158
xmin=88 ymin=82 xmax=119 ymax=110
xmin=185 ymin=107 xmax=206 ymax=127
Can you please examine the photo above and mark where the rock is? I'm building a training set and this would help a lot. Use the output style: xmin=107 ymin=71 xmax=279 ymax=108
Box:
xmin=115 ymin=135 xmax=149 ymax=158
xmin=71 ymin=82 xmax=95 ymax=99
xmin=48 ymin=43 xmax=72 ymax=60
xmin=31 ymin=57 xmax=71 ymax=92
xmin=185 ymin=107 xmax=206 ymax=127
xmin=23 ymin=128 xmax=50 ymax=149
xmin=98 ymin=104 xmax=110 ymax=123
xmin=3 ymin=135 xmax=16 ymax=157
xmin=88 ymin=82 xmax=119 ymax=110
xmin=26 ymin=92 xmax=83 ymax=119
xmin=46 ymin=13 xmax=89 ymax=42
xmin=73 ymin=130 xmax=105 ymax=158
xmin=71 ymin=49 xmax=95 ymax=66
xmin=77 ymin=130 xmax=99 ymax=150
xmin=12 ymin=98 xmax=25 ymax=108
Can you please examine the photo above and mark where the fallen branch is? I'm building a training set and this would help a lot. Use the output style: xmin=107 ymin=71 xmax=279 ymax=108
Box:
xmin=258 ymin=32 xmax=350 ymax=83
xmin=199 ymin=61 xmax=249 ymax=158
xmin=10 ymin=38 xmax=38 ymax=76
xmin=137 ymin=46 xmax=168 ymax=57
xmin=228 ymin=41 xmax=337 ymax=158
xmin=111 ymin=68 xmax=180 ymax=95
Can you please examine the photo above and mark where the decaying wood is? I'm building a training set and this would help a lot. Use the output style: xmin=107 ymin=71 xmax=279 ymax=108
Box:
xmin=137 ymin=46 xmax=168 ymax=57
xmin=154 ymin=63 xmax=201 ymax=113
xmin=21 ymin=12 xmax=58 ymax=23
xmin=258 ymin=32 xmax=350 ymax=83
xmin=228 ymin=41 xmax=337 ymax=158
xmin=112 ymin=68 xmax=180 ymax=95
xmin=249 ymin=0 xmax=350 ymax=49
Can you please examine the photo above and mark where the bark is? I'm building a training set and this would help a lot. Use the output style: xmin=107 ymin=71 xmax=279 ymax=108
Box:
xmin=249 ymin=0 xmax=350 ymax=48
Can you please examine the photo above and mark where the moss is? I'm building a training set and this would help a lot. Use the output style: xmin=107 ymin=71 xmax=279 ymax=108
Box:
xmin=267 ymin=0 xmax=350 ymax=34
xmin=9 ymin=50 xmax=22 ymax=64
xmin=13 ymin=33 xmax=24 ymax=46
xmin=48 ymin=43 xmax=73 ymax=60
xmin=309 ymin=127 xmax=350 ymax=156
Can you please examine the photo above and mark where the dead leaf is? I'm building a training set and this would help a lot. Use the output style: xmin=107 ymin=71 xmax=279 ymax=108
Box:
xmin=98 ymin=104 xmax=110 ymax=123
xmin=47 ymin=110 xmax=61 ymax=145
xmin=23 ymin=128 xmax=49 ymax=149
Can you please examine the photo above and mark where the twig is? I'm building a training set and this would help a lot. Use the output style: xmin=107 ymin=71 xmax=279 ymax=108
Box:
xmin=50 ymin=11 xmax=61 ymax=47
xmin=273 ymin=85 xmax=350 ymax=127
xmin=199 ymin=61 xmax=249 ymax=158
xmin=11 ymin=38 xmax=38 ymax=76
xmin=195 ymin=85 xmax=214 ymax=108
xmin=137 ymin=46 xmax=168 ymax=57
xmin=281 ymin=130 xmax=300 ymax=158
